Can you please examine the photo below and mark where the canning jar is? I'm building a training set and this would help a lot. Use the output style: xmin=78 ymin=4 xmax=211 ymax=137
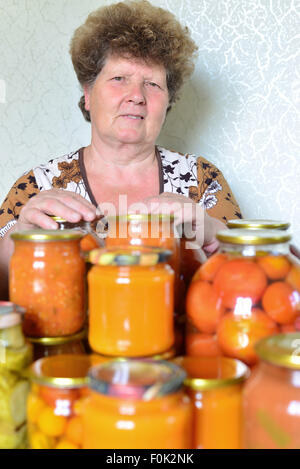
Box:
xmin=186 ymin=229 xmax=300 ymax=365
xmin=50 ymin=216 xmax=105 ymax=252
xmin=227 ymin=219 xmax=290 ymax=230
xmin=81 ymin=359 xmax=192 ymax=449
xmin=88 ymin=247 xmax=174 ymax=357
xmin=0 ymin=304 xmax=32 ymax=449
xmin=244 ymin=333 xmax=300 ymax=449
xmin=9 ymin=230 xmax=86 ymax=337
xmin=27 ymin=329 xmax=87 ymax=361
xmin=173 ymin=356 xmax=249 ymax=449
xmin=89 ymin=346 xmax=176 ymax=366
xmin=26 ymin=354 xmax=92 ymax=449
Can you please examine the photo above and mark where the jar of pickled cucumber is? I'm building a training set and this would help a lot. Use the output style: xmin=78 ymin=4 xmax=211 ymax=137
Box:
xmin=26 ymin=354 xmax=92 ymax=449
xmin=186 ymin=229 xmax=300 ymax=365
xmin=0 ymin=303 xmax=32 ymax=449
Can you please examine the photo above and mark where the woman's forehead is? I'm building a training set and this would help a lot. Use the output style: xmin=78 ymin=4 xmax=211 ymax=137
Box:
xmin=101 ymin=54 xmax=166 ymax=76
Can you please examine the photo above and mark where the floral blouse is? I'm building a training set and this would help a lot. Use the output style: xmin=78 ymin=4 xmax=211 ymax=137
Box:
xmin=0 ymin=146 xmax=242 ymax=237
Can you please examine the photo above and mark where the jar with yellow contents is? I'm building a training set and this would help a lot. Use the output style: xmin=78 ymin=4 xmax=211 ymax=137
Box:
xmin=26 ymin=355 xmax=91 ymax=449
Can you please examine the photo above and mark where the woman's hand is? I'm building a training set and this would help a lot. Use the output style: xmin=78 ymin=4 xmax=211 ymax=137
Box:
xmin=140 ymin=192 xmax=226 ymax=251
xmin=16 ymin=189 xmax=97 ymax=230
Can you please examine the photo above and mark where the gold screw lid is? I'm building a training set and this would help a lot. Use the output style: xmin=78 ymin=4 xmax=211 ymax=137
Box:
xmin=10 ymin=229 xmax=83 ymax=242
xmin=26 ymin=354 xmax=92 ymax=388
xmin=255 ymin=334 xmax=300 ymax=369
xmin=50 ymin=216 xmax=67 ymax=223
xmin=108 ymin=213 xmax=175 ymax=222
xmin=27 ymin=328 xmax=87 ymax=346
xmin=172 ymin=356 xmax=249 ymax=391
xmin=88 ymin=247 xmax=172 ymax=266
xmin=216 ymin=229 xmax=291 ymax=245
xmin=227 ymin=219 xmax=290 ymax=230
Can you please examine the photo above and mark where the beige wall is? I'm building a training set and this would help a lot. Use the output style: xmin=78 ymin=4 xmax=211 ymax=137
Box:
xmin=0 ymin=0 xmax=299 ymax=244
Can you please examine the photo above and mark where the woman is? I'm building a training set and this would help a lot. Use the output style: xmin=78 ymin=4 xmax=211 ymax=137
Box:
xmin=0 ymin=0 xmax=241 ymax=298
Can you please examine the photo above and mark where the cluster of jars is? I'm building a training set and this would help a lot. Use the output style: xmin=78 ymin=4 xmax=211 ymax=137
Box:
xmin=4 ymin=216 xmax=300 ymax=449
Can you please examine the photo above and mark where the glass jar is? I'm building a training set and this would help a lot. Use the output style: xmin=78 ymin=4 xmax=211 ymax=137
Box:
xmin=50 ymin=216 xmax=105 ymax=252
xmin=244 ymin=333 xmax=300 ymax=449
xmin=186 ymin=229 xmax=300 ymax=365
xmin=173 ymin=356 xmax=249 ymax=449
xmin=89 ymin=346 xmax=176 ymax=366
xmin=227 ymin=219 xmax=290 ymax=230
xmin=27 ymin=329 xmax=87 ymax=361
xmin=9 ymin=230 xmax=86 ymax=337
xmin=81 ymin=359 xmax=192 ymax=449
xmin=0 ymin=304 xmax=32 ymax=449
xmin=26 ymin=354 xmax=92 ymax=449
xmin=88 ymin=247 xmax=175 ymax=357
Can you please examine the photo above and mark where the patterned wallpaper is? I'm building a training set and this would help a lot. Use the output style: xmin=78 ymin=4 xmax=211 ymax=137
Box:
xmin=0 ymin=0 xmax=299 ymax=244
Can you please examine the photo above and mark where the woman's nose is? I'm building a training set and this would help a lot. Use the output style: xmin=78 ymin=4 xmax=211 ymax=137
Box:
xmin=126 ymin=83 xmax=146 ymax=105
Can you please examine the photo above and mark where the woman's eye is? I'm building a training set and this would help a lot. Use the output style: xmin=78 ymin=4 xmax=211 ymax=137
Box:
xmin=146 ymin=82 xmax=160 ymax=88
xmin=112 ymin=76 xmax=123 ymax=81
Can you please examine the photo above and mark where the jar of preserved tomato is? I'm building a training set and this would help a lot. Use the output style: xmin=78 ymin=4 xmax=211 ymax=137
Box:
xmin=173 ymin=356 xmax=249 ymax=449
xmin=50 ymin=216 xmax=105 ymax=252
xmin=227 ymin=219 xmax=290 ymax=231
xmin=186 ymin=229 xmax=300 ymax=365
xmin=81 ymin=359 xmax=192 ymax=449
xmin=27 ymin=329 xmax=88 ymax=361
xmin=244 ymin=333 xmax=300 ymax=449
xmin=88 ymin=247 xmax=174 ymax=357
xmin=0 ymin=304 xmax=32 ymax=449
xmin=9 ymin=230 xmax=86 ymax=337
xmin=26 ymin=354 xmax=92 ymax=449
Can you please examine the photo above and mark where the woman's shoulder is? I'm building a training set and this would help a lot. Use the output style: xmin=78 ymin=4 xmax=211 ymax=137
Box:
xmin=157 ymin=146 xmax=218 ymax=168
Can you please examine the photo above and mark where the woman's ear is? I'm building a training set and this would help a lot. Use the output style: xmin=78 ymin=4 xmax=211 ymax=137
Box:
xmin=83 ymin=85 xmax=90 ymax=111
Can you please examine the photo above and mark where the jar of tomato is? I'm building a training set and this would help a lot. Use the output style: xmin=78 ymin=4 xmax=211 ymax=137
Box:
xmin=173 ymin=356 xmax=249 ymax=449
xmin=50 ymin=216 xmax=105 ymax=252
xmin=9 ymin=230 xmax=86 ymax=337
xmin=186 ymin=229 xmax=300 ymax=365
xmin=27 ymin=329 xmax=88 ymax=361
xmin=88 ymin=247 xmax=174 ymax=357
xmin=244 ymin=333 xmax=300 ymax=449
xmin=26 ymin=354 xmax=92 ymax=449
xmin=81 ymin=359 xmax=192 ymax=449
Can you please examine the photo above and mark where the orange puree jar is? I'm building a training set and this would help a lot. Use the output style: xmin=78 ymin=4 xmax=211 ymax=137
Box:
xmin=26 ymin=354 xmax=92 ymax=449
xmin=88 ymin=247 xmax=174 ymax=357
xmin=243 ymin=333 xmax=300 ymax=449
xmin=173 ymin=356 xmax=249 ymax=449
xmin=81 ymin=359 xmax=192 ymax=449
xmin=9 ymin=230 xmax=86 ymax=337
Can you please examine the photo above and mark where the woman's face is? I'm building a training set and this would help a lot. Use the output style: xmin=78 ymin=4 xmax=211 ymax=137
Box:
xmin=84 ymin=55 xmax=169 ymax=148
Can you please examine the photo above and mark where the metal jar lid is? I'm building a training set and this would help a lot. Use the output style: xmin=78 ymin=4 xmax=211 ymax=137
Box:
xmin=88 ymin=247 xmax=172 ymax=266
xmin=88 ymin=359 xmax=186 ymax=400
xmin=172 ymin=356 xmax=249 ymax=391
xmin=27 ymin=328 xmax=87 ymax=346
xmin=255 ymin=333 xmax=300 ymax=369
xmin=0 ymin=302 xmax=24 ymax=329
xmin=108 ymin=214 xmax=175 ymax=223
xmin=216 ymin=229 xmax=291 ymax=245
xmin=10 ymin=229 xmax=83 ymax=242
xmin=227 ymin=219 xmax=290 ymax=230
xmin=26 ymin=354 xmax=92 ymax=388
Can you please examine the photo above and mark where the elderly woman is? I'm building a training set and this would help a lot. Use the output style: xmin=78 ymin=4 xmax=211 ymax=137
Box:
xmin=0 ymin=0 xmax=241 ymax=297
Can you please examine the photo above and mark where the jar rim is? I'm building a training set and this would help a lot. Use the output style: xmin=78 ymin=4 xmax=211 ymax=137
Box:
xmin=26 ymin=354 xmax=91 ymax=388
xmin=88 ymin=359 xmax=186 ymax=400
xmin=172 ymin=356 xmax=249 ymax=391
xmin=88 ymin=247 xmax=172 ymax=266
xmin=108 ymin=214 xmax=175 ymax=222
xmin=227 ymin=219 xmax=290 ymax=230
xmin=10 ymin=229 xmax=84 ymax=242
xmin=216 ymin=229 xmax=291 ymax=245
xmin=27 ymin=328 xmax=87 ymax=345
xmin=255 ymin=334 xmax=300 ymax=369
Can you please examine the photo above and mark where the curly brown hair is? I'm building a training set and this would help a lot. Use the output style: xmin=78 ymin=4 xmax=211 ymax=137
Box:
xmin=70 ymin=0 xmax=198 ymax=122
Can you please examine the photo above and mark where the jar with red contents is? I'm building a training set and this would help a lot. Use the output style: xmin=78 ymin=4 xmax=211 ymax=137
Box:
xmin=9 ymin=230 xmax=86 ymax=337
xmin=186 ymin=229 xmax=300 ymax=366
